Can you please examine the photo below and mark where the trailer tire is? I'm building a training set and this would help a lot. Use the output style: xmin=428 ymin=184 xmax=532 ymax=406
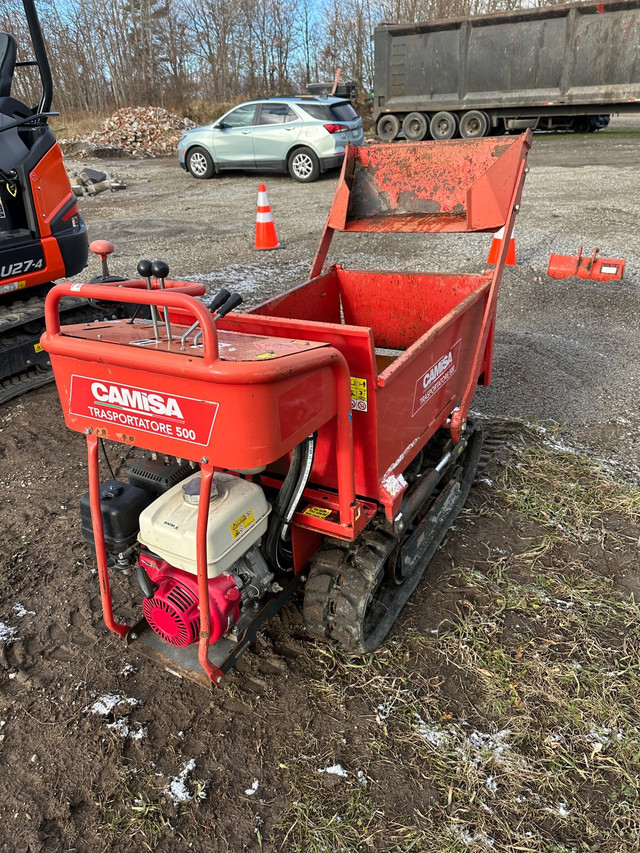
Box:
xmin=459 ymin=110 xmax=488 ymax=139
xmin=377 ymin=114 xmax=400 ymax=141
xmin=402 ymin=112 xmax=429 ymax=141
xmin=429 ymin=111 xmax=458 ymax=140
xmin=573 ymin=117 xmax=591 ymax=134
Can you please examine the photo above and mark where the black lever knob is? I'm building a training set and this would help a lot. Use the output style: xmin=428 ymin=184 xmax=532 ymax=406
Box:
xmin=136 ymin=565 xmax=158 ymax=599
xmin=217 ymin=293 xmax=243 ymax=318
xmin=137 ymin=258 xmax=152 ymax=278
xmin=208 ymin=288 xmax=231 ymax=314
xmin=151 ymin=260 xmax=169 ymax=280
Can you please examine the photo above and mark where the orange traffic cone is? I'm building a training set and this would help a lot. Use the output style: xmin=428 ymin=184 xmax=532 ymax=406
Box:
xmin=487 ymin=226 xmax=516 ymax=266
xmin=254 ymin=184 xmax=281 ymax=250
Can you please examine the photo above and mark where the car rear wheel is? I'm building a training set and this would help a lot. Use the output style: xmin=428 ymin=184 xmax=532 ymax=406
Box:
xmin=186 ymin=146 xmax=215 ymax=179
xmin=288 ymin=147 xmax=320 ymax=183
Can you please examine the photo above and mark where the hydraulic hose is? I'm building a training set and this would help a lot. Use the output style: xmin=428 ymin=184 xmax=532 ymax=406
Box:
xmin=264 ymin=434 xmax=316 ymax=571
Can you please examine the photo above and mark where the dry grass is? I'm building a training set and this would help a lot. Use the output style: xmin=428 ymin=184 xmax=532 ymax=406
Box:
xmin=50 ymin=110 xmax=110 ymax=139
xmin=271 ymin=425 xmax=640 ymax=852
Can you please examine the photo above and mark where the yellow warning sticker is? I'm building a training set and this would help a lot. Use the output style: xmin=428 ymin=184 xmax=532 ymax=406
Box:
xmin=350 ymin=376 xmax=368 ymax=412
xmin=34 ymin=342 xmax=43 ymax=353
xmin=230 ymin=508 xmax=255 ymax=539
xmin=303 ymin=505 xmax=332 ymax=519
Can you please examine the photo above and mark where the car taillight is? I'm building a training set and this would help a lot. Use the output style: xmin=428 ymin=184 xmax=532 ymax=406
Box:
xmin=323 ymin=123 xmax=349 ymax=134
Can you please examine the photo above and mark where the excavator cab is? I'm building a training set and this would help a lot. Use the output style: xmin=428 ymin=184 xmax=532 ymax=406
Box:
xmin=0 ymin=0 xmax=89 ymax=404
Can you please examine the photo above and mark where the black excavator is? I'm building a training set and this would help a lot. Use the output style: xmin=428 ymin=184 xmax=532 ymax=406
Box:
xmin=0 ymin=0 xmax=89 ymax=405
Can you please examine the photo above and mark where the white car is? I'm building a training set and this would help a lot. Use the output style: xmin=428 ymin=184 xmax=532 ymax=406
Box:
xmin=178 ymin=96 xmax=364 ymax=183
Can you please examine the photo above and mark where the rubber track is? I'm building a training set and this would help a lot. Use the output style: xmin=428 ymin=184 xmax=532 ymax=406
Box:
xmin=303 ymin=531 xmax=396 ymax=653
xmin=303 ymin=424 xmax=483 ymax=654
xmin=0 ymin=295 xmax=58 ymax=335
xmin=0 ymin=364 xmax=53 ymax=406
xmin=0 ymin=293 xmax=118 ymax=406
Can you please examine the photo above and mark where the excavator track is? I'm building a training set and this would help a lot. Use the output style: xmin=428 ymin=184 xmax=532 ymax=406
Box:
xmin=303 ymin=423 xmax=483 ymax=654
xmin=0 ymin=363 xmax=52 ymax=406
xmin=0 ymin=288 xmax=121 ymax=406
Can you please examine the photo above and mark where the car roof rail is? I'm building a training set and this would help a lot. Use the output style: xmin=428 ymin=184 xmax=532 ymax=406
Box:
xmin=270 ymin=94 xmax=324 ymax=102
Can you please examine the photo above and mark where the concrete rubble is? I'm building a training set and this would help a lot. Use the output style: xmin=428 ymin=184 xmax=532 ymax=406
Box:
xmin=60 ymin=106 xmax=196 ymax=159
xmin=67 ymin=167 xmax=126 ymax=196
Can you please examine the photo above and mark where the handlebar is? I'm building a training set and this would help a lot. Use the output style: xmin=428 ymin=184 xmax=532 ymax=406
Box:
xmin=44 ymin=282 xmax=219 ymax=363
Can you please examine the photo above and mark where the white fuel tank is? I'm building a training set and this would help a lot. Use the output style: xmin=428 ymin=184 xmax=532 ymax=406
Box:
xmin=138 ymin=472 xmax=270 ymax=577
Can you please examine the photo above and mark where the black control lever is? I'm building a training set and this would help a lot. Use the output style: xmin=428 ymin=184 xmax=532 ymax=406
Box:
xmin=208 ymin=288 xmax=231 ymax=315
xmin=184 ymin=291 xmax=242 ymax=348
xmin=150 ymin=259 xmax=170 ymax=281
xmin=137 ymin=258 xmax=152 ymax=279
xmin=217 ymin=293 xmax=243 ymax=318
xmin=137 ymin=259 xmax=160 ymax=339
xmin=151 ymin=260 xmax=172 ymax=342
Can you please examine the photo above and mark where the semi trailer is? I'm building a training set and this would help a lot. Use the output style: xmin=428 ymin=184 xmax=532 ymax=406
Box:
xmin=373 ymin=0 xmax=640 ymax=140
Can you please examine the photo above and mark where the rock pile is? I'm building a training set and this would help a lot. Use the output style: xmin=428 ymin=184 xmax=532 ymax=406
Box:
xmin=60 ymin=106 xmax=196 ymax=159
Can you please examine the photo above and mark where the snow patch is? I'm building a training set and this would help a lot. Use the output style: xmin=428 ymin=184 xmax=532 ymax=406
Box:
xmin=318 ymin=764 xmax=348 ymax=778
xmin=86 ymin=693 xmax=141 ymax=716
xmin=0 ymin=622 xmax=18 ymax=642
xmin=414 ymin=714 xmax=452 ymax=749
xmin=166 ymin=759 xmax=207 ymax=805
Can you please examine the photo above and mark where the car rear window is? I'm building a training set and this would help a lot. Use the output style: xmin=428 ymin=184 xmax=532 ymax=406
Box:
xmin=298 ymin=102 xmax=359 ymax=122
xmin=258 ymin=104 xmax=298 ymax=125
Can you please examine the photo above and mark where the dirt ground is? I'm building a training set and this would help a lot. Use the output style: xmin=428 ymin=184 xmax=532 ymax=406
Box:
xmin=1 ymin=118 xmax=639 ymax=852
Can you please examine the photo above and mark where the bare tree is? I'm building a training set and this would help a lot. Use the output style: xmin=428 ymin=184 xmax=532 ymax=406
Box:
xmin=2 ymin=0 xmax=586 ymax=116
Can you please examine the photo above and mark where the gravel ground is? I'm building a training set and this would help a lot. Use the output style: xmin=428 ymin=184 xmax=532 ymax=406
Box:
xmin=68 ymin=116 xmax=640 ymax=478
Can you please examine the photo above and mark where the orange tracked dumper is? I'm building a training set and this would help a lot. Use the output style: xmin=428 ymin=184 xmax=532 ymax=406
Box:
xmin=41 ymin=132 xmax=531 ymax=686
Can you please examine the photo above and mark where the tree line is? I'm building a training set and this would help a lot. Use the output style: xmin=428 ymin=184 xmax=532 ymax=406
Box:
xmin=3 ymin=0 xmax=572 ymax=118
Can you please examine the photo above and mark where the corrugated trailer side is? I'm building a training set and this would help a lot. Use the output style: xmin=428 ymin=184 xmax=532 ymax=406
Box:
xmin=374 ymin=0 xmax=640 ymax=140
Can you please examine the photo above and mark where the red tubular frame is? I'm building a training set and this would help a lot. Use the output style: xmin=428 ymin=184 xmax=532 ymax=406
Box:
xmin=87 ymin=433 xmax=129 ymax=638
xmin=43 ymin=283 xmax=359 ymax=678
xmin=44 ymin=283 xmax=220 ymax=362
xmin=196 ymin=466 xmax=224 ymax=684
xmin=450 ymin=156 xmax=528 ymax=442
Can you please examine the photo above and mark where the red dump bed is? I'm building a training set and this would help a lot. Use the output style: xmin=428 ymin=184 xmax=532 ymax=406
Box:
xmin=42 ymin=133 xmax=531 ymax=537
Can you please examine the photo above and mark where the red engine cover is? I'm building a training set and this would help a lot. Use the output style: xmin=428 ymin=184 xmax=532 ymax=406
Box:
xmin=139 ymin=554 xmax=241 ymax=647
